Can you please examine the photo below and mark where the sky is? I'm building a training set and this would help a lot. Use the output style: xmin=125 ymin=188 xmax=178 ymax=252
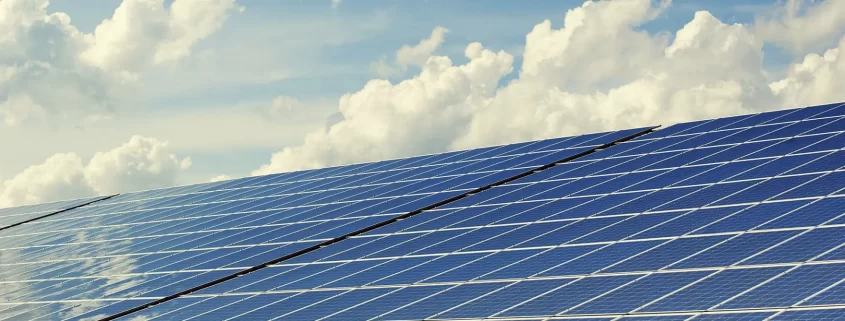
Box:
xmin=1 ymin=0 xmax=844 ymax=208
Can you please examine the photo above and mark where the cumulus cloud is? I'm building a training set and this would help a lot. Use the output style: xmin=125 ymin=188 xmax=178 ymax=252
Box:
xmin=0 ymin=0 xmax=239 ymax=126
xmin=253 ymin=43 xmax=514 ymax=174
xmin=755 ymin=0 xmax=845 ymax=54
xmin=0 ymin=94 xmax=46 ymax=126
xmin=83 ymin=0 xmax=239 ymax=71
xmin=257 ymin=0 xmax=845 ymax=174
xmin=156 ymin=0 xmax=240 ymax=63
xmin=209 ymin=174 xmax=231 ymax=182
xmin=0 ymin=154 xmax=93 ymax=208
xmin=0 ymin=136 xmax=191 ymax=208
xmin=262 ymin=95 xmax=301 ymax=118
xmin=396 ymin=26 xmax=450 ymax=67
xmin=370 ymin=56 xmax=401 ymax=78
xmin=519 ymin=0 xmax=670 ymax=91
xmin=770 ymin=36 xmax=845 ymax=107
xmin=0 ymin=0 xmax=126 ymax=127
xmin=456 ymin=7 xmax=775 ymax=149
xmin=84 ymin=135 xmax=192 ymax=195
xmin=371 ymin=26 xmax=449 ymax=77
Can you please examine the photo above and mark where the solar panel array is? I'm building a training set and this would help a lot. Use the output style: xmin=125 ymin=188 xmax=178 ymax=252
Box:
xmin=0 ymin=102 xmax=843 ymax=321
xmin=0 ymin=127 xmax=649 ymax=320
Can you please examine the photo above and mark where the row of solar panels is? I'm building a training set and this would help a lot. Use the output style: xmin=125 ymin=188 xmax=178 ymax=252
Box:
xmin=0 ymin=102 xmax=843 ymax=320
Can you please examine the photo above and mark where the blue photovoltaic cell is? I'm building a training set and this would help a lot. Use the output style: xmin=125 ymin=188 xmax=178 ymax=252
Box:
xmin=690 ymin=312 xmax=777 ymax=320
xmin=324 ymin=285 xmax=450 ymax=320
xmin=424 ymin=249 xmax=542 ymax=283
xmin=757 ymin=197 xmax=845 ymax=229
xmin=641 ymin=267 xmax=790 ymax=312
xmin=694 ymin=200 xmax=811 ymax=234
xmin=720 ymin=263 xmax=845 ymax=309
xmin=0 ymin=102 xmax=843 ymax=321
xmin=668 ymin=231 xmax=799 ymax=269
xmin=479 ymin=244 xmax=603 ymax=279
xmin=568 ymin=271 xmax=712 ymax=314
xmin=743 ymin=227 xmax=845 ymax=264
xmin=634 ymin=206 xmax=746 ymax=239
xmin=128 ymin=296 xmax=238 ymax=321
xmin=605 ymin=236 xmax=732 ymax=272
xmin=617 ymin=317 xmax=689 ymax=321
xmin=235 ymin=291 xmax=343 ymax=320
xmin=769 ymin=308 xmax=845 ymax=320
xmin=498 ymin=275 xmax=639 ymax=317
xmin=0 ymin=196 xmax=106 ymax=229
xmin=803 ymin=279 xmax=845 ymax=306
xmin=537 ymin=240 xmax=664 ymax=277
xmin=379 ymin=282 xmax=507 ymax=320
xmin=274 ymin=288 xmax=395 ymax=320
xmin=434 ymin=279 xmax=572 ymax=319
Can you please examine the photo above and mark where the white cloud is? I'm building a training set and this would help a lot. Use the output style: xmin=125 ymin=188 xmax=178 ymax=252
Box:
xmin=0 ymin=153 xmax=94 ymax=208
xmin=0 ymin=0 xmax=127 ymax=127
xmin=156 ymin=0 xmax=240 ymax=63
xmin=371 ymin=26 xmax=449 ymax=78
xmin=256 ymin=0 xmax=845 ymax=175
xmin=82 ymin=0 xmax=238 ymax=72
xmin=264 ymin=95 xmax=301 ymax=118
xmin=331 ymin=0 xmax=342 ymax=9
xmin=0 ymin=100 xmax=336 ymax=181
xmin=0 ymin=93 xmax=46 ymax=126
xmin=396 ymin=26 xmax=450 ymax=67
xmin=755 ymin=0 xmax=845 ymax=53
xmin=456 ymin=7 xmax=775 ymax=149
xmin=370 ymin=56 xmax=402 ymax=78
xmin=84 ymin=135 xmax=192 ymax=195
xmin=0 ymin=0 xmax=240 ymax=126
xmin=770 ymin=36 xmax=845 ymax=107
xmin=253 ymin=43 xmax=514 ymax=174
xmin=209 ymin=174 xmax=231 ymax=182
xmin=519 ymin=0 xmax=670 ymax=91
xmin=0 ymin=135 xmax=191 ymax=208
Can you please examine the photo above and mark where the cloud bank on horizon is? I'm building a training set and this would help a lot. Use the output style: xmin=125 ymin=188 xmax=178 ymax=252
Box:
xmin=253 ymin=0 xmax=845 ymax=174
xmin=0 ymin=0 xmax=236 ymax=207
xmin=0 ymin=135 xmax=191 ymax=207
xmin=2 ymin=0 xmax=845 ymax=207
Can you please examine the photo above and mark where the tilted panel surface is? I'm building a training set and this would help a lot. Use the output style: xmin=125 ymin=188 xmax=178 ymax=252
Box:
xmin=119 ymin=102 xmax=845 ymax=320
xmin=0 ymin=127 xmax=647 ymax=320
xmin=0 ymin=197 xmax=110 ymax=230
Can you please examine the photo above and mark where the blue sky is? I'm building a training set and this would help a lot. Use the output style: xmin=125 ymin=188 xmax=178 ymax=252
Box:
xmin=1 ymin=0 xmax=844 ymax=207
xmin=45 ymin=0 xmax=792 ymax=107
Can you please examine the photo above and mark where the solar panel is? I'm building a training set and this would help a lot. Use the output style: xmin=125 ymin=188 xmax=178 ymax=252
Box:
xmin=0 ymin=127 xmax=650 ymax=320
xmin=0 ymin=196 xmax=111 ymax=230
xmin=0 ymin=102 xmax=843 ymax=321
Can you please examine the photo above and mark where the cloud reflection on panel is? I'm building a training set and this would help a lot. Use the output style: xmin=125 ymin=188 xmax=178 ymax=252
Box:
xmin=0 ymin=189 xmax=208 ymax=319
xmin=0 ymin=156 xmax=171 ymax=317
xmin=53 ymin=230 xmax=147 ymax=320
xmin=0 ymin=211 xmax=149 ymax=319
